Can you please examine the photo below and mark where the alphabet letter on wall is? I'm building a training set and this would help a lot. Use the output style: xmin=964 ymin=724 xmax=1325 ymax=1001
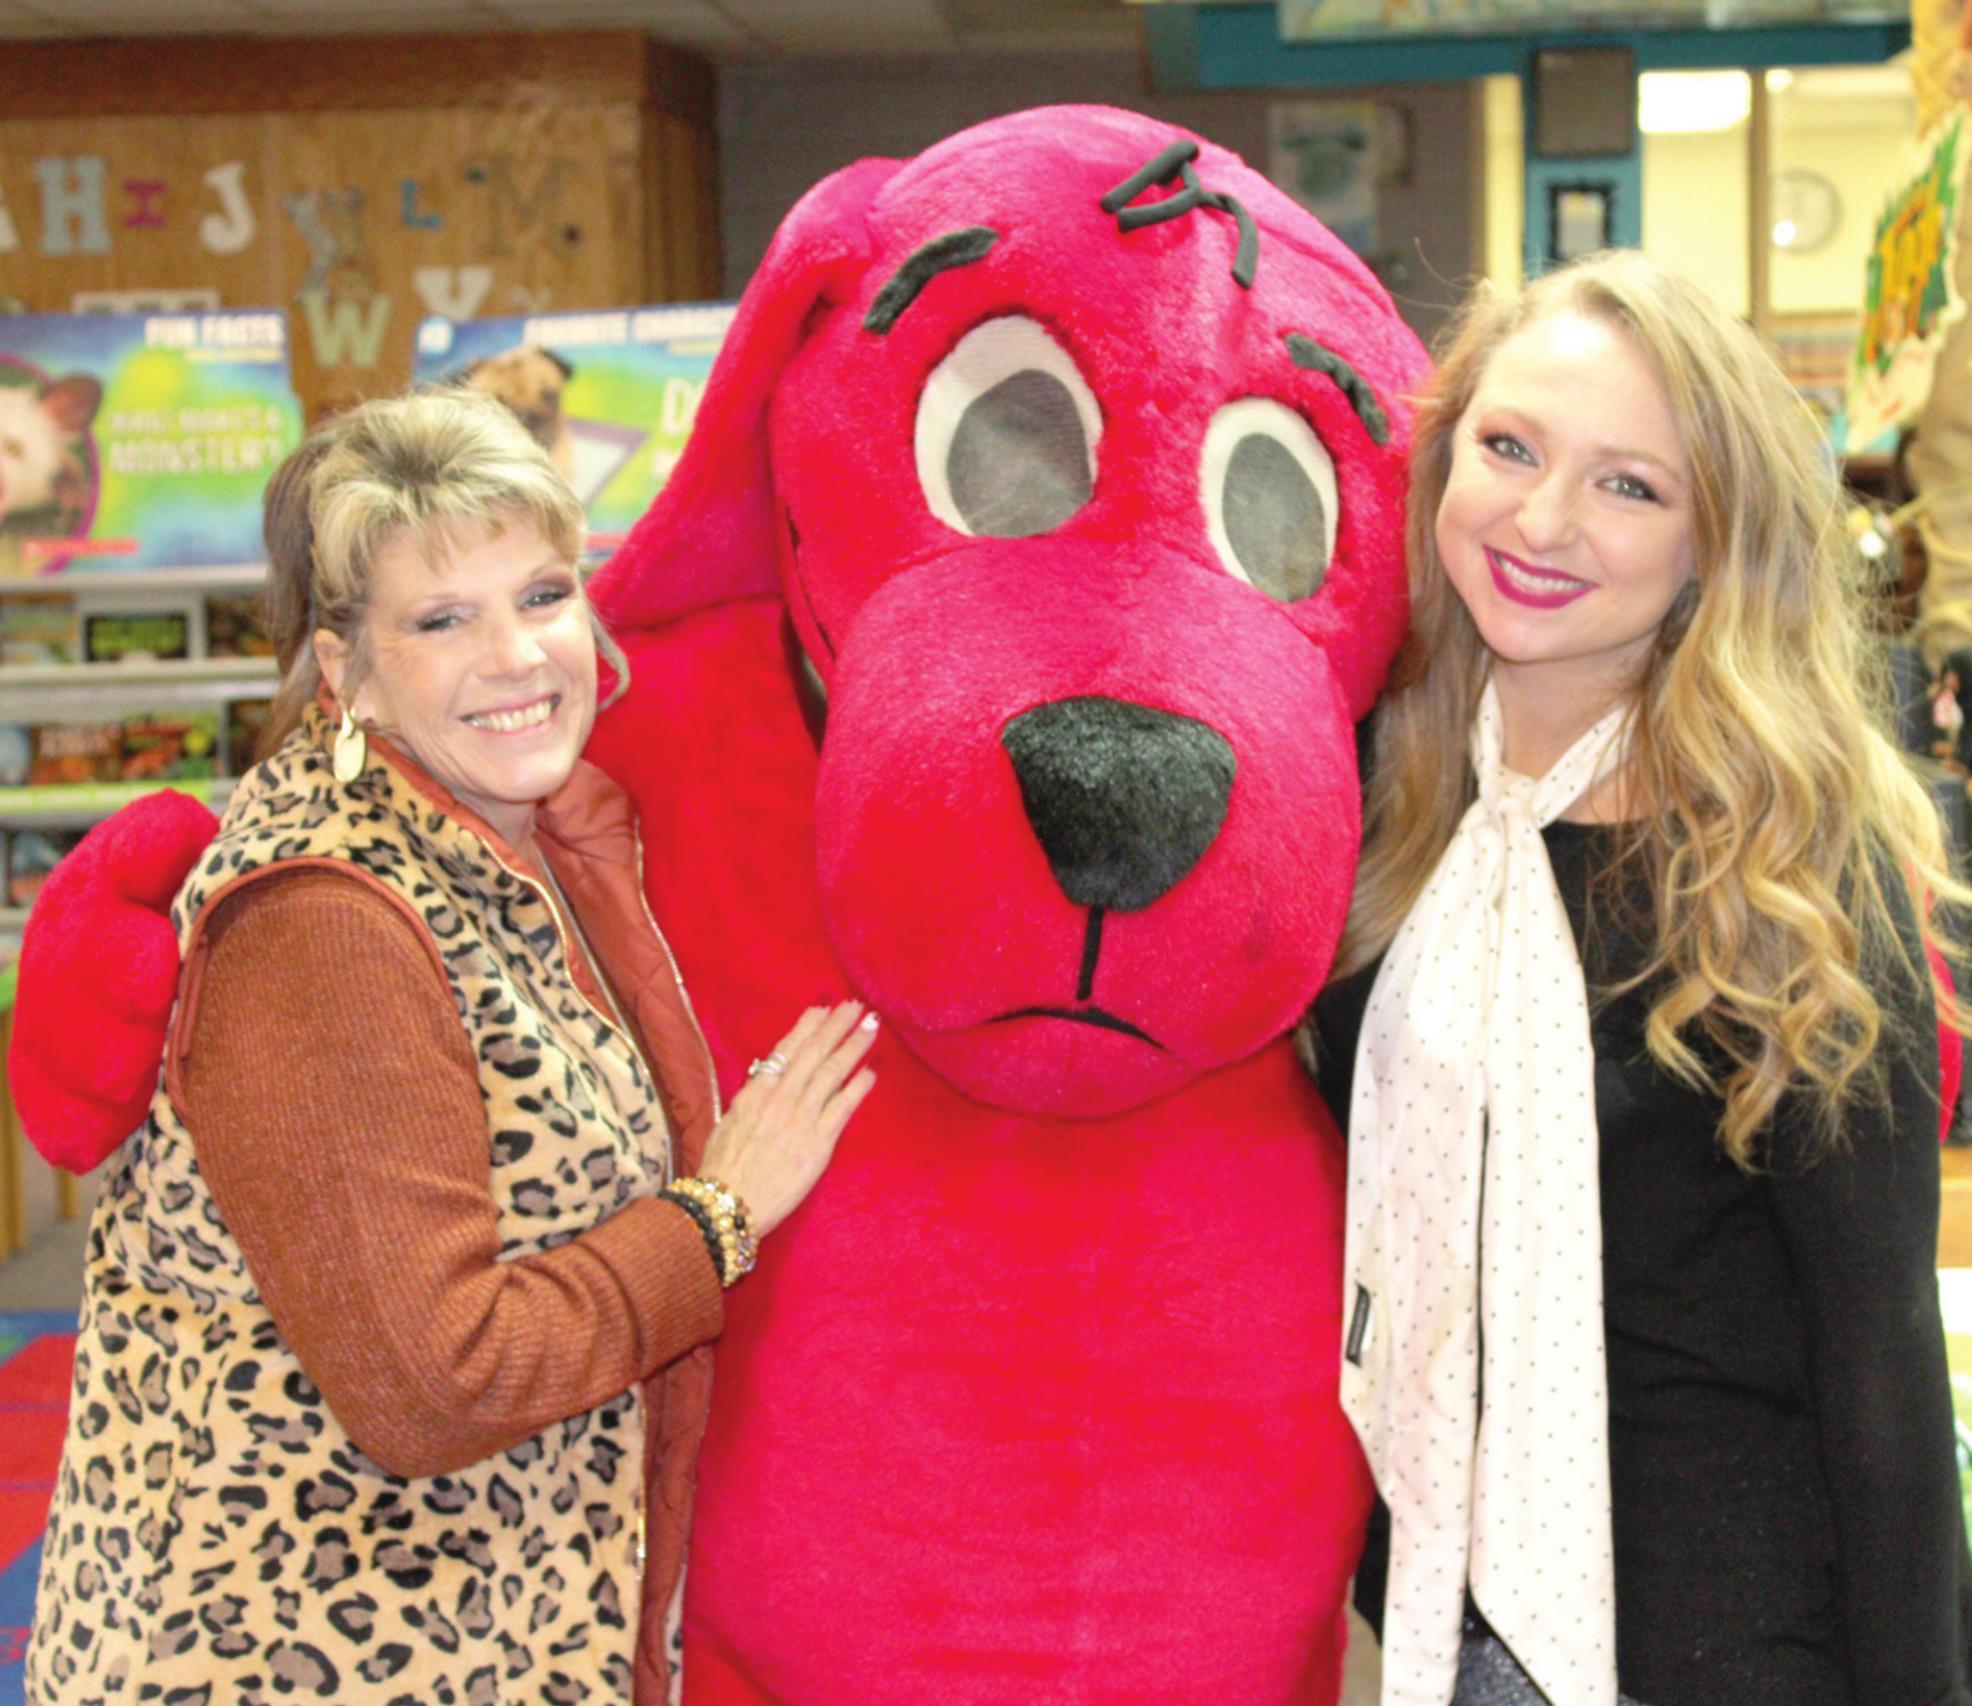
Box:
xmin=401 ymin=179 xmax=443 ymax=230
xmin=199 ymin=163 xmax=256 ymax=255
xmin=123 ymin=179 xmax=168 ymax=229
xmin=467 ymin=155 xmax=570 ymax=259
xmin=412 ymin=265 xmax=493 ymax=321
xmin=298 ymin=288 xmax=392 ymax=368
xmin=35 ymin=156 xmax=111 ymax=257
xmin=284 ymin=188 xmax=368 ymax=293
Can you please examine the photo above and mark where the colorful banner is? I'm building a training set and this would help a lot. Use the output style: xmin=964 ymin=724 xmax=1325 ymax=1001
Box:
xmin=413 ymin=303 xmax=735 ymax=555
xmin=1277 ymin=0 xmax=1898 ymax=35
xmin=1845 ymin=113 xmax=1971 ymax=453
xmin=0 ymin=310 xmax=301 ymax=577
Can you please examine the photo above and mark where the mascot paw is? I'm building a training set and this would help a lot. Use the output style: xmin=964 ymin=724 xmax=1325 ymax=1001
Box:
xmin=10 ymin=790 xmax=218 ymax=1171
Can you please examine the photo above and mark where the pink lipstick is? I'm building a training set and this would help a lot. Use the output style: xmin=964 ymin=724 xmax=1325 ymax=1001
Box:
xmin=1486 ymin=547 xmax=1592 ymax=610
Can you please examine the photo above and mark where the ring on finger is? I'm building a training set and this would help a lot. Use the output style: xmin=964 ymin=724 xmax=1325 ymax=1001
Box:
xmin=748 ymin=1052 xmax=790 ymax=1079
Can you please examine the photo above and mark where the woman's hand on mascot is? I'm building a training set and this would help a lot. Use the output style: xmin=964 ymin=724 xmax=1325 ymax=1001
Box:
xmin=701 ymin=1001 xmax=878 ymax=1237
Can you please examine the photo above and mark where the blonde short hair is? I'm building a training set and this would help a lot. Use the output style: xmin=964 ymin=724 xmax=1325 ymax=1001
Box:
xmin=264 ymin=388 xmax=625 ymax=749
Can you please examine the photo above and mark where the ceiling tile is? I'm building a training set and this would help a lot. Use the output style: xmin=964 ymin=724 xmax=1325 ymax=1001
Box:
xmin=717 ymin=0 xmax=956 ymax=55
xmin=488 ymin=0 xmax=756 ymax=47
xmin=237 ymin=0 xmax=502 ymax=25
xmin=15 ymin=0 xmax=256 ymax=15
xmin=489 ymin=0 xmax=706 ymax=9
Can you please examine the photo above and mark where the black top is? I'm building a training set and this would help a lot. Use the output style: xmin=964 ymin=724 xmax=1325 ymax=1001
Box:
xmin=1316 ymin=820 xmax=1972 ymax=1706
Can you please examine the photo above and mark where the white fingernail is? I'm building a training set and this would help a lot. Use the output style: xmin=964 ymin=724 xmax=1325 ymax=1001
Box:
xmin=859 ymin=1011 xmax=879 ymax=1031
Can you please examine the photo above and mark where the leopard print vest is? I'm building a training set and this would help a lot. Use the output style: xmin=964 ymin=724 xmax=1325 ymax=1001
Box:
xmin=30 ymin=712 xmax=669 ymax=1706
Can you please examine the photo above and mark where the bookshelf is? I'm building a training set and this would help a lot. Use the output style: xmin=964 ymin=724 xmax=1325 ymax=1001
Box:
xmin=0 ymin=566 xmax=274 ymax=936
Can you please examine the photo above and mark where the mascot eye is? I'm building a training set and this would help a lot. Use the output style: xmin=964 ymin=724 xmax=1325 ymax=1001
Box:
xmin=1201 ymin=398 xmax=1340 ymax=602
xmin=916 ymin=316 xmax=1101 ymax=538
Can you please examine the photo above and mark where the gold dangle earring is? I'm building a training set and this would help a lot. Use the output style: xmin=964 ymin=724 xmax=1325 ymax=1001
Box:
xmin=332 ymin=702 xmax=367 ymax=783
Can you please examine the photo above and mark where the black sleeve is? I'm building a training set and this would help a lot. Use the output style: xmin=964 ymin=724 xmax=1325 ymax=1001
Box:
xmin=1309 ymin=955 xmax=1382 ymax=1135
xmin=1309 ymin=955 xmax=1391 ymax=1633
xmin=1766 ymin=886 xmax=1972 ymax=1705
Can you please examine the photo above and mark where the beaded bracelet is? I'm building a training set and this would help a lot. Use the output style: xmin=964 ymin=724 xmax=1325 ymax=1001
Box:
xmin=662 ymin=1175 xmax=758 ymax=1288
xmin=662 ymin=1190 xmax=728 ymax=1285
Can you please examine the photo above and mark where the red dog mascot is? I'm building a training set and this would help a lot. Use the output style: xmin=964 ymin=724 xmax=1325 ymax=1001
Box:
xmin=15 ymin=107 xmax=1428 ymax=1703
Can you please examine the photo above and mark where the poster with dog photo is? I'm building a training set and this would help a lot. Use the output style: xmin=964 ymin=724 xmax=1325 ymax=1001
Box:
xmin=414 ymin=303 xmax=737 ymax=555
xmin=0 ymin=311 xmax=302 ymax=577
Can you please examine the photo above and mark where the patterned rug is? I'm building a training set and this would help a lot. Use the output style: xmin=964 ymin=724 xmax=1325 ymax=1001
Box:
xmin=0 ymin=1312 xmax=76 ymax=1706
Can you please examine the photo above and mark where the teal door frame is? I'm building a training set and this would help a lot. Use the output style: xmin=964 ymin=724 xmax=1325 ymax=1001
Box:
xmin=1144 ymin=5 xmax=1906 ymax=278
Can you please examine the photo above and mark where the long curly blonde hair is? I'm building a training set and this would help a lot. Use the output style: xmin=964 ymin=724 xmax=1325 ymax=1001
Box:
xmin=1336 ymin=250 xmax=1965 ymax=1165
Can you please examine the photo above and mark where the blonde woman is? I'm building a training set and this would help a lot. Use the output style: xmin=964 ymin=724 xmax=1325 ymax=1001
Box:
xmin=27 ymin=392 xmax=877 ymax=1704
xmin=1314 ymin=251 xmax=1972 ymax=1706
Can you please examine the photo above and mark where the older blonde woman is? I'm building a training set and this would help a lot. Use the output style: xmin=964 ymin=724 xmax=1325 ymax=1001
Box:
xmin=1317 ymin=252 xmax=1972 ymax=1706
xmin=27 ymin=391 xmax=876 ymax=1704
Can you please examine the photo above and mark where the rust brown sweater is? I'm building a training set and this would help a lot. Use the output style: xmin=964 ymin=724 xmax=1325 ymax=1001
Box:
xmin=166 ymin=737 xmax=726 ymax=1704
xmin=180 ymin=866 xmax=723 ymax=1477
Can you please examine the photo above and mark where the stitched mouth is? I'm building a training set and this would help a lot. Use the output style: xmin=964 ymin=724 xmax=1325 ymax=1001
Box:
xmin=986 ymin=1005 xmax=1165 ymax=1049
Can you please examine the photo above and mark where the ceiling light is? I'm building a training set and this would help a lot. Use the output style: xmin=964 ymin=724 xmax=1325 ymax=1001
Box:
xmin=1639 ymin=71 xmax=1751 ymax=135
xmin=1766 ymin=68 xmax=1795 ymax=93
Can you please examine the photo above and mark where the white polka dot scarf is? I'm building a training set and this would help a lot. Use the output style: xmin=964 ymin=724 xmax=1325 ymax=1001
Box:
xmin=1340 ymin=677 xmax=1626 ymax=1706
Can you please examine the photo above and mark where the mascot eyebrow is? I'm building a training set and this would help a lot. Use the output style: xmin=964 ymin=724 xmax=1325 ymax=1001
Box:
xmin=864 ymin=227 xmax=1001 ymax=334
xmin=1284 ymin=332 xmax=1392 ymax=447
xmin=1099 ymin=139 xmax=1260 ymax=291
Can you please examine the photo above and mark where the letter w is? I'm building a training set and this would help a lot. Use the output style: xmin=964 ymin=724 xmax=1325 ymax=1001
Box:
xmin=298 ymin=289 xmax=391 ymax=368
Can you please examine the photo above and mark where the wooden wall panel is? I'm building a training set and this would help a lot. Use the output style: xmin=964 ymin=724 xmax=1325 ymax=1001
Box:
xmin=1 ymin=32 xmax=655 ymax=120
xmin=275 ymin=104 xmax=648 ymax=412
xmin=0 ymin=114 xmax=285 ymax=307
xmin=643 ymin=111 xmax=722 ymax=303
xmin=0 ymin=33 xmax=717 ymax=420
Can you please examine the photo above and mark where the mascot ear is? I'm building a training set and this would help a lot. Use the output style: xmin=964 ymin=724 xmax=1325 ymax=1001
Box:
xmin=590 ymin=156 xmax=900 ymax=633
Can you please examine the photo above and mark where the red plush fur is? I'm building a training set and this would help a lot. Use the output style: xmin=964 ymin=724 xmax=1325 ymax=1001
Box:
xmin=588 ymin=605 xmax=1375 ymax=1703
xmin=585 ymin=106 xmax=1425 ymax=1701
xmin=9 ymin=789 xmax=221 ymax=1170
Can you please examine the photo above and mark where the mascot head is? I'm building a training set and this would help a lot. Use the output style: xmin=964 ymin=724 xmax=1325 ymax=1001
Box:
xmin=594 ymin=104 xmax=1427 ymax=1118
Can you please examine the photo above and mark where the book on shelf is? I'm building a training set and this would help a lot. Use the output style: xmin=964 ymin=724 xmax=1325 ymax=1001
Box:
xmin=121 ymin=710 xmax=220 ymax=781
xmin=206 ymin=592 xmax=274 ymax=659
xmin=29 ymin=723 xmax=122 ymax=785
xmin=0 ymin=593 xmax=80 ymax=666
xmin=8 ymin=828 xmax=85 ymax=908
xmin=83 ymin=607 xmax=193 ymax=665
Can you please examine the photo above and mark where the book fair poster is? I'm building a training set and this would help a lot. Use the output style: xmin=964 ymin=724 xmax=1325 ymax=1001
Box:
xmin=413 ymin=303 xmax=736 ymax=555
xmin=0 ymin=310 xmax=301 ymax=578
xmin=1845 ymin=114 xmax=1971 ymax=453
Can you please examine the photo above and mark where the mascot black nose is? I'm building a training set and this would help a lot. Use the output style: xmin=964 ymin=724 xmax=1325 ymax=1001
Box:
xmin=1000 ymin=697 xmax=1236 ymax=913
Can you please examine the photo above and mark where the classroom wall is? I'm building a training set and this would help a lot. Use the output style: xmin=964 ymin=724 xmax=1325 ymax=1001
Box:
xmin=717 ymin=52 xmax=1483 ymax=345
xmin=0 ymin=34 xmax=719 ymax=420
xmin=1637 ymin=73 xmax=1915 ymax=320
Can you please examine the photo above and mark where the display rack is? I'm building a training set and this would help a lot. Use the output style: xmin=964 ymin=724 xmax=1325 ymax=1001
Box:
xmin=0 ymin=565 xmax=273 ymax=943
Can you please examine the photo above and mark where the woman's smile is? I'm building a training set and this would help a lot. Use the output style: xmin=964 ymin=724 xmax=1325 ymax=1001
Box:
xmin=1485 ymin=546 xmax=1593 ymax=609
xmin=465 ymin=693 xmax=562 ymax=735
